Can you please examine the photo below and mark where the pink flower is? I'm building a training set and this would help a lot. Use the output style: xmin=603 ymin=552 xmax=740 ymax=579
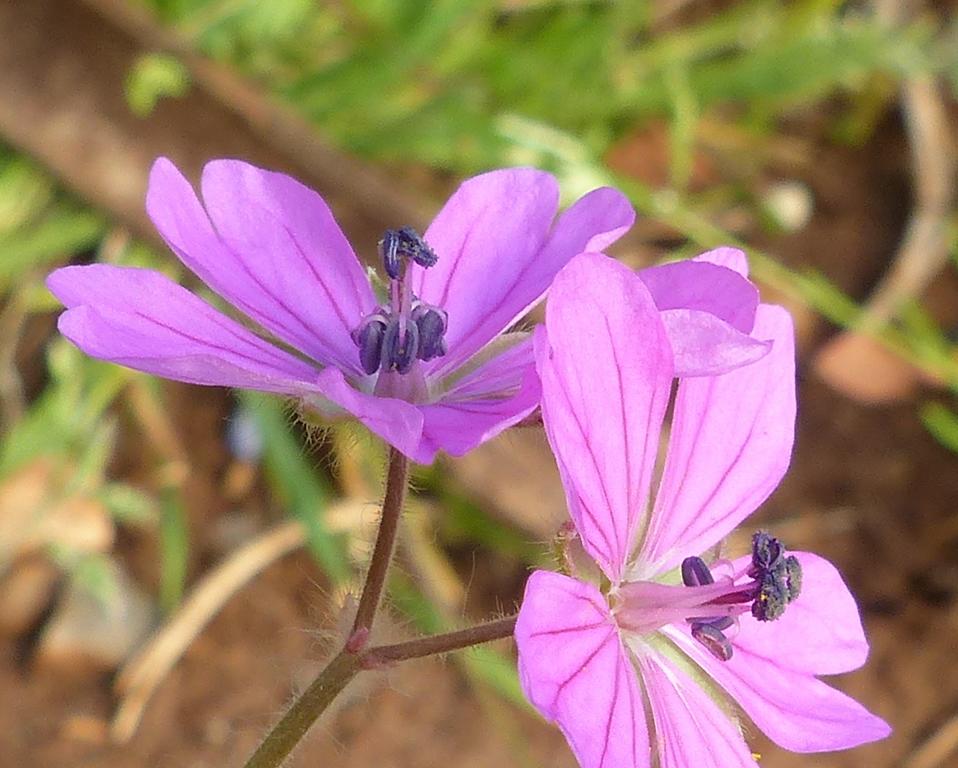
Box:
xmin=515 ymin=253 xmax=890 ymax=767
xmin=47 ymin=159 xmax=766 ymax=463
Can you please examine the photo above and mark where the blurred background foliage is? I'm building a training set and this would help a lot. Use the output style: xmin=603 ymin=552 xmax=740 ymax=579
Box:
xmin=1 ymin=0 xmax=957 ymax=757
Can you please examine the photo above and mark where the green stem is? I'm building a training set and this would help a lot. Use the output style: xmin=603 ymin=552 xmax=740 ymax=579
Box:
xmin=243 ymin=651 xmax=360 ymax=768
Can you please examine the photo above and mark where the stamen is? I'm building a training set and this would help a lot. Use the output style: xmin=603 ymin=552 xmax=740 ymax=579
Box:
xmin=681 ymin=556 xmax=714 ymax=587
xmin=381 ymin=317 xmax=420 ymax=375
xmin=691 ymin=622 xmax=733 ymax=662
xmin=784 ymin=555 xmax=802 ymax=600
xmin=748 ymin=532 xmax=803 ymax=622
xmin=680 ymin=532 xmax=803 ymax=659
xmin=411 ymin=304 xmax=448 ymax=361
xmin=748 ymin=531 xmax=783 ymax=577
xmin=353 ymin=315 xmax=388 ymax=375
xmin=354 ymin=227 xmax=447 ymax=376
xmin=379 ymin=229 xmax=404 ymax=280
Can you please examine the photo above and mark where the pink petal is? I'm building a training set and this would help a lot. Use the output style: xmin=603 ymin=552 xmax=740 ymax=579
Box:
xmin=659 ymin=309 xmax=771 ymax=377
xmin=638 ymin=260 xmax=758 ymax=333
xmin=730 ymin=552 xmax=870 ymax=675
xmin=664 ymin=625 xmax=891 ymax=752
xmin=440 ymin=333 xmax=533 ymax=400
xmin=415 ymin=337 xmax=540 ymax=463
xmin=694 ymin=246 xmax=749 ymax=276
xmin=416 ymin=172 xmax=634 ymax=378
xmin=537 ymin=254 xmax=673 ymax=582
xmin=47 ymin=265 xmax=321 ymax=394
xmin=637 ymin=653 xmax=758 ymax=768
xmin=147 ymin=158 xmax=376 ymax=376
xmin=639 ymin=304 xmax=795 ymax=575
xmin=312 ymin=367 xmax=424 ymax=460
xmin=516 ymin=571 xmax=650 ymax=768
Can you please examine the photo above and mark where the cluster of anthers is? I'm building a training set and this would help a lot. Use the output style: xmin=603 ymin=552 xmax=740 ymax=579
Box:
xmin=350 ymin=227 xmax=448 ymax=376
xmin=679 ymin=532 xmax=802 ymax=661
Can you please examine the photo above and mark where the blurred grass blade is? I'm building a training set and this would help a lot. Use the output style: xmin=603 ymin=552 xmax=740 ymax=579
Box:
xmin=239 ymin=392 xmax=350 ymax=584
xmin=159 ymin=486 xmax=189 ymax=613
xmin=921 ymin=402 xmax=958 ymax=453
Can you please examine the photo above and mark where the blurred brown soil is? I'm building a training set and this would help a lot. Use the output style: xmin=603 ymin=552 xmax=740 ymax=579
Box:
xmin=4 ymin=365 xmax=957 ymax=768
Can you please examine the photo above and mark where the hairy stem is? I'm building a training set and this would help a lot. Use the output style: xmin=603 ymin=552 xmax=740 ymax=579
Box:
xmin=243 ymin=651 xmax=360 ymax=768
xmin=348 ymin=448 xmax=409 ymax=647
xmin=362 ymin=615 xmax=517 ymax=667
xmin=243 ymin=615 xmax=518 ymax=768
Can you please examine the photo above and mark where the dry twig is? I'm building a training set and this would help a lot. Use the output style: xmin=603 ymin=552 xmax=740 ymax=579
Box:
xmin=111 ymin=520 xmax=307 ymax=743
xmin=905 ymin=712 xmax=958 ymax=768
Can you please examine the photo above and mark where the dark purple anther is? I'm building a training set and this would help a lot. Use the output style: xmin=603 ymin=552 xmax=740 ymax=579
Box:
xmin=355 ymin=317 xmax=388 ymax=375
xmin=381 ymin=319 xmax=419 ymax=375
xmin=379 ymin=230 xmax=403 ymax=280
xmin=686 ymin=614 xmax=735 ymax=632
xmin=412 ymin=304 xmax=448 ymax=361
xmin=681 ymin=556 xmax=714 ymax=587
xmin=691 ymin=622 xmax=733 ymax=662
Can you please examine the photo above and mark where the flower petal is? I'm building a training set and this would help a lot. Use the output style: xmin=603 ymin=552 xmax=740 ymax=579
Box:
xmin=47 ymin=265 xmax=321 ymax=394
xmin=516 ymin=570 xmax=650 ymax=768
xmin=416 ymin=337 xmax=540 ymax=463
xmin=638 ymin=260 xmax=758 ymax=333
xmin=639 ymin=304 xmax=795 ymax=575
xmin=694 ymin=246 xmax=749 ymax=277
xmin=147 ymin=158 xmax=376 ymax=375
xmin=416 ymin=172 xmax=634 ymax=377
xmin=659 ymin=309 xmax=771 ymax=377
xmin=730 ymin=552 xmax=870 ymax=675
xmin=664 ymin=625 xmax=891 ymax=752
xmin=637 ymin=653 xmax=758 ymax=768
xmin=441 ymin=333 xmax=534 ymax=400
xmin=537 ymin=254 xmax=673 ymax=582
xmin=310 ymin=367 xmax=424 ymax=460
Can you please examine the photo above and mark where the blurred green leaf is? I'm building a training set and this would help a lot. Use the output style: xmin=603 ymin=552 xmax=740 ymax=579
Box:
xmin=0 ymin=209 xmax=104 ymax=288
xmin=58 ymin=552 xmax=120 ymax=604
xmin=921 ymin=402 xmax=958 ymax=454
xmin=125 ymin=53 xmax=192 ymax=117
xmin=159 ymin=487 xmax=189 ymax=612
xmin=0 ymin=341 xmax=128 ymax=475
xmin=100 ymin=483 xmax=158 ymax=525
xmin=0 ymin=154 xmax=55 ymax=231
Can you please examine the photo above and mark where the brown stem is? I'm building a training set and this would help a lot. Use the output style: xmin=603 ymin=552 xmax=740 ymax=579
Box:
xmin=348 ymin=448 xmax=409 ymax=648
xmin=362 ymin=616 xmax=517 ymax=667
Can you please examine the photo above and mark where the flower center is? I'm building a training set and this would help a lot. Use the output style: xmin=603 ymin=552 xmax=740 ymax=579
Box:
xmin=351 ymin=227 xmax=448 ymax=376
xmin=615 ymin=532 xmax=802 ymax=662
